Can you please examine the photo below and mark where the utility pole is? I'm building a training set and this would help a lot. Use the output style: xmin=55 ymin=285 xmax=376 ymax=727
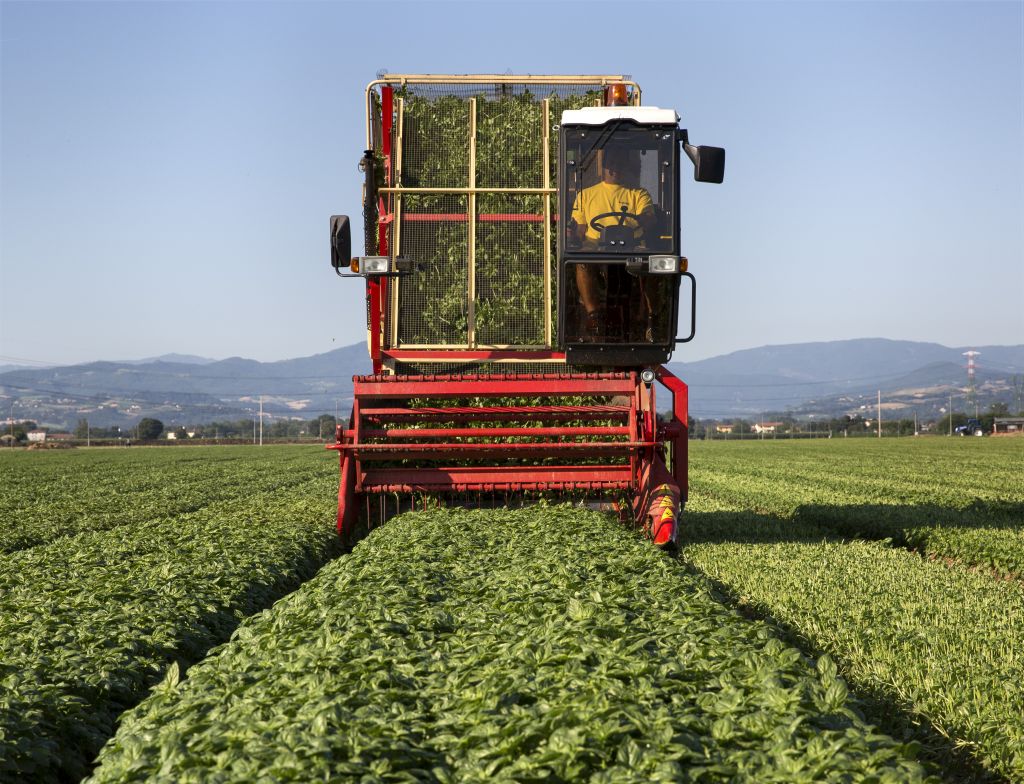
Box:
xmin=259 ymin=396 xmax=263 ymax=446
xmin=949 ymin=393 xmax=953 ymax=436
xmin=963 ymin=350 xmax=980 ymax=419
xmin=86 ymin=419 xmax=90 ymax=448
xmin=877 ymin=390 xmax=882 ymax=438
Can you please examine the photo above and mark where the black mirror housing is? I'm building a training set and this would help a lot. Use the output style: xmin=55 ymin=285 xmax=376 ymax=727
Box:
xmin=693 ymin=145 xmax=725 ymax=184
xmin=681 ymin=135 xmax=725 ymax=184
xmin=330 ymin=215 xmax=351 ymax=270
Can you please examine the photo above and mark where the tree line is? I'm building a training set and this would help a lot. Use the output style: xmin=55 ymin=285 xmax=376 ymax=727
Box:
xmin=687 ymin=402 xmax=1018 ymax=439
xmin=4 ymin=402 xmax=1019 ymax=445
xmin=66 ymin=415 xmax=342 ymax=442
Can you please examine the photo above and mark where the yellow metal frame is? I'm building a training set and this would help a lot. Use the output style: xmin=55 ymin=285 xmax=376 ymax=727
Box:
xmin=468 ymin=98 xmax=478 ymax=348
xmin=372 ymin=75 xmax=641 ymax=351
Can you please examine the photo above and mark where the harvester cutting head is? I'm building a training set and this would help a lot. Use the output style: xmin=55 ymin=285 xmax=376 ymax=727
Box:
xmin=328 ymin=369 xmax=688 ymax=548
xmin=328 ymin=75 xmax=723 ymax=549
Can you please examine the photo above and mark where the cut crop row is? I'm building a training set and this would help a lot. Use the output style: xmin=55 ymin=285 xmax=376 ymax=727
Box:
xmin=0 ymin=446 xmax=332 ymax=552
xmin=679 ymin=494 xmax=1024 ymax=781
xmin=0 ymin=473 xmax=340 ymax=782
xmin=689 ymin=440 xmax=1024 ymax=576
xmin=89 ymin=506 xmax=928 ymax=783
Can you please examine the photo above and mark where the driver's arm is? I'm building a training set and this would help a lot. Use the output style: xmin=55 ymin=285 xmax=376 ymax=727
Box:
xmin=638 ymin=206 xmax=657 ymax=234
xmin=636 ymin=189 xmax=657 ymax=235
xmin=571 ymin=190 xmax=588 ymax=242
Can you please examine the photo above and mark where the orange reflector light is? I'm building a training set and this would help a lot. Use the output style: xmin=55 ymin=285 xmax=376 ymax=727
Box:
xmin=680 ymin=256 xmax=688 ymax=273
xmin=349 ymin=257 xmax=360 ymax=273
xmin=606 ymin=83 xmax=629 ymax=106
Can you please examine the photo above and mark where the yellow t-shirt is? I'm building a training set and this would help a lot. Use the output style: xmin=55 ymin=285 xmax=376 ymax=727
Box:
xmin=571 ymin=182 xmax=654 ymax=241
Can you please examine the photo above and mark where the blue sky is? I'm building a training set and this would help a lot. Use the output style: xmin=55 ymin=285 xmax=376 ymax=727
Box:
xmin=1 ymin=0 xmax=1021 ymax=366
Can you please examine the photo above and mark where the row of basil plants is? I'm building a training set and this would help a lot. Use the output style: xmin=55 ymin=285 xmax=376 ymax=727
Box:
xmin=88 ymin=506 xmax=929 ymax=783
xmin=689 ymin=439 xmax=1024 ymax=576
xmin=0 ymin=446 xmax=332 ymax=553
xmin=681 ymin=484 xmax=1024 ymax=780
xmin=0 ymin=472 xmax=340 ymax=782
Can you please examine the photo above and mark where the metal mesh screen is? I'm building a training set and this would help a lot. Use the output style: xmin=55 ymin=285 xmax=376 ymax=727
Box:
xmin=475 ymin=194 xmax=545 ymax=346
xmin=396 ymin=195 xmax=469 ymax=346
xmin=383 ymin=79 xmax=612 ymax=349
xmin=395 ymin=82 xmax=609 ymax=103
xmin=400 ymin=96 xmax=470 ymax=188
xmin=475 ymin=96 xmax=543 ymax=189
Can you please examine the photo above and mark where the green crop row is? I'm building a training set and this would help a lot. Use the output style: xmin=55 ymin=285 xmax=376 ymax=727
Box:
xmin=0 ymin=447 xmax=332 ymax=553
xmin=681 ymin=443 xmax=1024 ymax=781
xmin=88 ymin=506 xmax=929 ymax=783
xmin=0 ymin=470 xmax=340 ymax=782
xmin=690 ymin=439 xmax=1024 ymax=576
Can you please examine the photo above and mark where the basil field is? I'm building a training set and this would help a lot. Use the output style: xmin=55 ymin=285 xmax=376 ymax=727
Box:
xmin=1 ymin=440 xmax=1021 ymax=782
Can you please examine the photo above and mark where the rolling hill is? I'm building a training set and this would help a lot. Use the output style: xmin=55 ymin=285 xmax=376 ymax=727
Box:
xmin=2 ymin=339 xmax=1020 ymax=429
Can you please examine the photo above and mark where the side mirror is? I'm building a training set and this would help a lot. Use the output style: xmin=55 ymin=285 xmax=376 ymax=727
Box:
xmin=685 ymin=144 xmax=725 ymax=184
xmin=330 ymin=215 xmax=351 ymax=270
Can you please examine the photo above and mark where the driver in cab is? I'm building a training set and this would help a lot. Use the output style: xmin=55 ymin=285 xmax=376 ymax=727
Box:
xmin=571 ymin=147 xmax=657 ymax=337
xmin=572 ymin=147 xmax=656 ymax=249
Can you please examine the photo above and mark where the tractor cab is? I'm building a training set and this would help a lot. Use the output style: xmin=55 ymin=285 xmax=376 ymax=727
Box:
xmin=558 ymin=108 xmax=723 ymax=366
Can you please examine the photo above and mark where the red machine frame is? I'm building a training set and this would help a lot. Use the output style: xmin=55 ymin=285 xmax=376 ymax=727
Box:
xmin=332 ymin=80 xmax=690 ymax=548
xmin=329 ymin=368 xmax=688 ymax=548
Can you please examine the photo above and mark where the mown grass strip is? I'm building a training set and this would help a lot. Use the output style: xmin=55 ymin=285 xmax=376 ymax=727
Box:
xmin=89 ymin=506 xmax=929 ymax=783
xmin=679 ymin=499 xmax=1024 ymax=782
xmin=0 ymin=473 xmax=340 ymax=782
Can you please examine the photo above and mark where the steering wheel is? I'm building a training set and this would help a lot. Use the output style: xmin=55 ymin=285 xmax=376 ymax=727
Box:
xmin=590 ymin=210 xmax=642 ymax=233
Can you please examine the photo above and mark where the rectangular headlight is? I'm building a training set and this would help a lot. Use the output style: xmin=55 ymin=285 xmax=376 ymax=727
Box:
xmin=361 ymin=256 xmax=390 ymax=275
xmin=648 ymin=255 xmax=679 ymax=274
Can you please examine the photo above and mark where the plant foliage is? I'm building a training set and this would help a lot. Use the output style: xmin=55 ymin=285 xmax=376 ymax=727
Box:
xmin=89 ymin=506 xmax=928 ymax=782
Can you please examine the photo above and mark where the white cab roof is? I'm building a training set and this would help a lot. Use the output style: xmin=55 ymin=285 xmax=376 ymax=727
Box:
xmin=560 ymin=106 xmax=679 ymax=126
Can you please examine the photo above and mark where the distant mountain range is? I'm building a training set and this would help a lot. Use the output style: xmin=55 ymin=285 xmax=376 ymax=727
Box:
xmin=2 ymin=339 xmax=1021 ymax=429
xmin=668 ymin=339 xmax=1024 ymax=418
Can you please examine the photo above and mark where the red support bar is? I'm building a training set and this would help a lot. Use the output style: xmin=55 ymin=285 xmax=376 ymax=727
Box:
xmin=354 ymin=376 xmax=636 ymax=399
xmin=371 ymin=85 xmax=394 ymax=374
xmin=335 ymin=408 xmax=358 ymax=539
xmin=369 ymin=279 xmax=382 ymax=372
xmin=655 ymin=366 xmax=689 ymax=501
xmin=331 ymin=440 xmax=651 ymax=458
xmin=360 ymin=405 xmax=630 ymax=422
xmin=358 ymin=371 xmax=628 ymax=380
xmin=356 ymin=426 xmax=631 ymax=439
xmin=361 ymin=464 xmax=633 ymax=492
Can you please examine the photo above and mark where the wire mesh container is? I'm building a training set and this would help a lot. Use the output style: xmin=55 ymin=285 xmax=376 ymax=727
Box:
xmin=370 ymin=76 xmax=631 ymax=352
